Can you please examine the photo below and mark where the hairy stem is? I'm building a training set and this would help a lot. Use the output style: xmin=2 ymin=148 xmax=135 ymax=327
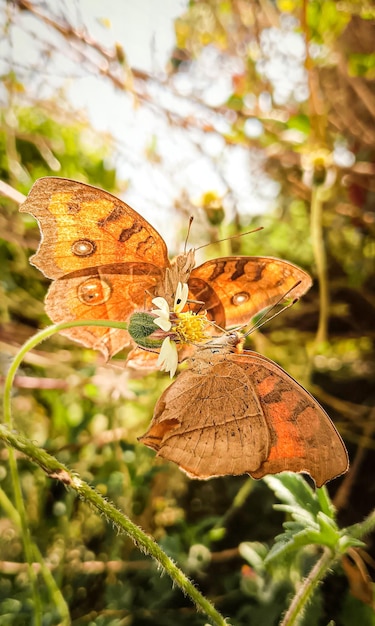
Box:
xmin=280 ymin=547 xmax=333 ymax=626
xmin=2 ymin=323 xmax=130 ymax=624
xmin=0 ymin=424 xmax=229 ymax=626
xmin=347 ymin=508 xmax=375 ymax=540
xmin=2 ymin=321 xmax=229 ymax=626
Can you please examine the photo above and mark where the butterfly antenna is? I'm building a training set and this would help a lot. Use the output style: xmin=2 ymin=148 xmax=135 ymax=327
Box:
xmin=242 ymin=281 xmax=302 ymax=339
xmin=184 ymin=216 xmax=194 ymax=253
xmin=195 ymin=226 xmax=264 ymax=252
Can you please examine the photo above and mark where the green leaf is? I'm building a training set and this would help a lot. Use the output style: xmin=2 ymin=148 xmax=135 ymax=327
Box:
xmin=264 ymin=473 xmax=323 ymax=517
xmin=316 ymin=486 xmax=336 ymax=518
xmin=337 ymin=534 xmax=366 ymax=553
xmin=316 ymin=512 xmax=340 ymax=548
xmin=265 ymin=527 xmax=322 ymax=564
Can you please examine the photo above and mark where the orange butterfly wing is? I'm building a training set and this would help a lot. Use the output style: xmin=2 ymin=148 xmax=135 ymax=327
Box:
xmin=140 ymin=343 xmax=348 ymax=487
xmin=21 ymin=179 xmax=313 ymax=360
xmin=20 ymin=177 xmax=170 ymax=358
xmin=188 ymin=257 xmax=312 ymax=327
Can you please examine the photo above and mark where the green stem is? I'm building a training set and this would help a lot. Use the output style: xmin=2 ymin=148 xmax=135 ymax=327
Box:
xmin=2 ymin=321 xmax=228 ymax=625
xmin=0 ymin=424 xmax=229 ymax=626
xmin=214 ymin=477 xmax=254 ymax=532
xmin=310 ymin=185 xmax=329 ymax=345
xmin=1 ymin=321 xmax=129 ymax=625
xmin=6 ymin=453 xmax=43 ymax=626
xmin=280 ymin=547 xmax=333 ymax=626
xmin=3 ymin=319 xmax=128 ymax=428
xmin=346 ymin=508 xmax=375 ymax=540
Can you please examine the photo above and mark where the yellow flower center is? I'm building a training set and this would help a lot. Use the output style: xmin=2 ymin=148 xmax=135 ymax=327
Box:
xmin=175 ymin=311 xmax=208 ymax=343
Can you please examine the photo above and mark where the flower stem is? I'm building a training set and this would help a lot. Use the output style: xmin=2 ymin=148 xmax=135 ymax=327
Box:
xmin=5 ymin=457 xmax=43 ymax=626
xmin=310 ymin=185 xmax=329 ymax=345
xmin=280 ymin=547 xmax=333 ymax=626
xmin=3 ymin=319 xmax=128 ymax=428
xmin=2 ymin=320 xmax=129 ymax=626
xmin=0 ymin=424 xmax=229 ymax=626
xmin=2 ymin=322 xmax=229 ymax=626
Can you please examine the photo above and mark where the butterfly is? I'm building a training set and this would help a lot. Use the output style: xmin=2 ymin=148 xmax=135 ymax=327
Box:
xmin=20 ymin=177 xmax=312 ymax=360
xmin=139 ymin=333 xmax=349 ymax=486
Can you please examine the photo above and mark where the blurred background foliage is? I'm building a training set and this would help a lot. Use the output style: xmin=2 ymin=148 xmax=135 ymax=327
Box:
xmin=0 ymin=1 xmax=374 ymax=624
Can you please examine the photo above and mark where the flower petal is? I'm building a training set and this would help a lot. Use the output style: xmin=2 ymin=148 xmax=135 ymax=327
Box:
xmin=151 ymin=296 xmax=172 ymax=330
xmin=151 ymin=297 xmax=170 ymax=315
xmin=153 ymin=316 xmax=172 ymax=331
xmin=157 ymin=337 xmax=178 ymax=378
xmin=174 ymin=282 xmax=189 ymax=313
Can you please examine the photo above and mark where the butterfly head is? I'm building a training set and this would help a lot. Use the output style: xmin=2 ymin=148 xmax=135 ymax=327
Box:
xmin=157 ymin=249 xmax=196 ymax=307
xmin=203 ymin=331 xmax=244 ymax=354
xmin=174 ymin=249 xmax=196 ymax=277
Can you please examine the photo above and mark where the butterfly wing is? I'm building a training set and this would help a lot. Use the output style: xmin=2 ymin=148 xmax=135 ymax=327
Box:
xmin=20 ymin=178 xmax=170 ymax=357
xmin=139 ymin=355 xmax=272 ymax=478
xmin=20 ymin=177 xmax=170 ymax=276
xmin=188 ymin=257 xmax=312 ymax=327
xmin=140 ymin=346 xmax=348 ymax=486
xmin=229 ymin=350 xmax=349 ymax=486
xmin=44 ymin=263 xmax=163 ymax=358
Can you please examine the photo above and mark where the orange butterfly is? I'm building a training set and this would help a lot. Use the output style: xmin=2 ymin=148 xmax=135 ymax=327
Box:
xmin=20 ymin=177 xmax=312 ymax=360
xmin=140 ymin=333 xmax=349 ymax=486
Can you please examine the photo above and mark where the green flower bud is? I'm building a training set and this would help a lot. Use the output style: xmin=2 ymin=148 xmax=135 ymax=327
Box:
xmin=128 ymin=312 xmax=164 ymax=349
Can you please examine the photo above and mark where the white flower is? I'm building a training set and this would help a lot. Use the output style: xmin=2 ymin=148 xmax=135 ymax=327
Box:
xmin=174 ymin=282 xmax=189 ymax=313
xmin=157 ymin=337 xmax=178 ymax=378
xmin=151 ymin=283 xmax=191 ymax=376
xmin=151 ymin=297 xmax=172 ymax=331
xmin=151 ymin=282 xmax=189 ymax=330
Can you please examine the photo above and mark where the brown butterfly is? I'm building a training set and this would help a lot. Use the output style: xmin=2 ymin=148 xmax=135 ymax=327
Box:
xmin=20 ymin=177 xmax=312 ymax=360
xmin=140 ymin=333 xmax=349 ymax=486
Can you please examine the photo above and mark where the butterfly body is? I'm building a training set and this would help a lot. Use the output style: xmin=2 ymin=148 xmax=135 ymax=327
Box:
xmin=140 ymin=334 xmax=349 ymax=486
xmin=21 ymin=177 xmax=312 ymax=360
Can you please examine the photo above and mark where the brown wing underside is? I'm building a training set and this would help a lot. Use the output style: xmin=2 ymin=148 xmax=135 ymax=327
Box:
xmin=139 ymin=358 xmax=272 ymax=477
xmin=229 ymin=351 xmax=349 ymax=487
xmin=140 ymin=348 xmax=348 ymax=487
